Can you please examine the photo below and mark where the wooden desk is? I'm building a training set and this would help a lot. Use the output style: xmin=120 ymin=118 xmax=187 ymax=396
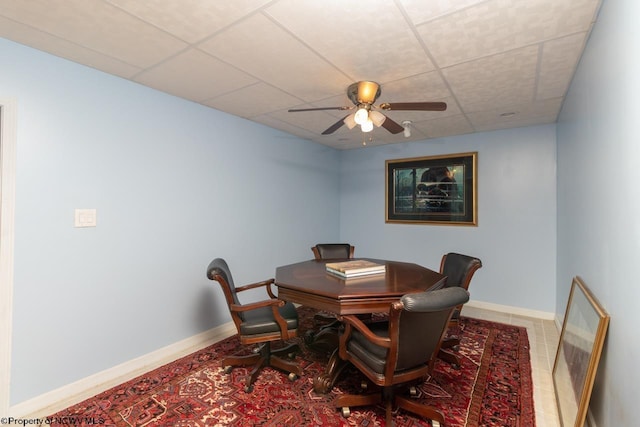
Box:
xmin=275 ymin=258 xmax=446 ymax=393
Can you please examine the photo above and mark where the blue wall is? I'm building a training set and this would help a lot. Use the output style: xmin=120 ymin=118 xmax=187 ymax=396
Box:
xmin=556 ymin=0 xmax=640 ymax=425
xmin=339 ymin=126 xmax=557 ymax=312
xmin=1 ymin=38 xmax=341 ymax=405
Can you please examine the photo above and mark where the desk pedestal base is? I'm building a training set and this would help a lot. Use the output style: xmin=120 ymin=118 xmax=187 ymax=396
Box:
xmin=313 ymin=349 xmax=349 ymax=394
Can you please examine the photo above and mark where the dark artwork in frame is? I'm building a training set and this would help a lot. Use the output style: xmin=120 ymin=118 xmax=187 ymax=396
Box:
xmin=385 ymin=152 xmax=477 ymax=225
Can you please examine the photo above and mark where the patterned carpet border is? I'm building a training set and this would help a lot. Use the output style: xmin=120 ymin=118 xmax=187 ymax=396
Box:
xmin=48 ymin=307 xmax=535 ymax=426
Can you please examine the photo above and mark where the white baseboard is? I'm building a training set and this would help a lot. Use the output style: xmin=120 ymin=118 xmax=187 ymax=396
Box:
xmin=9 ymin=322 xmax=237 ymax=419
xmin=465 ymin=299 xmax=556 ymax=320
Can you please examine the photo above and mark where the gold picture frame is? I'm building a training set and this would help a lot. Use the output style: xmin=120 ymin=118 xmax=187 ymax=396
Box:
xmin=553 ymin=276 xmax=610 ymax=427
xmin=385 ymin=152 xmax=477 ymax=225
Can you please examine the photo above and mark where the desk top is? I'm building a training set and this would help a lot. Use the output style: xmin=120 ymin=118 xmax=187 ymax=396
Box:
xmin=275 ymin=258 xmax=446 ymax=315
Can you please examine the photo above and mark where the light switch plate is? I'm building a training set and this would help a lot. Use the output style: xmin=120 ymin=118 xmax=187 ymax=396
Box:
xmin=75 ymin=209 xmax=97 ymax=227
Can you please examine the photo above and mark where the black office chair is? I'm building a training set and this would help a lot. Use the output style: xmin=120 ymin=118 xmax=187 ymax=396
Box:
xmin=311 ymin=243 xmax=355 ymax=260
xmin=335 ymin=287 xmax=470 ymax=426
xmin=206 ymin=258 xmax=302 ymax=392
xmin=310 ymin=243 xmax=355 ymax=326
xmin=437 ymin=252 xmax=482 ymax=368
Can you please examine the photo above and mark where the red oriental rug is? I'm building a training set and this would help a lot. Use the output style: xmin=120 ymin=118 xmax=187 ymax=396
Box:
xmin=49 ymin=306 xmax=535 ymax=426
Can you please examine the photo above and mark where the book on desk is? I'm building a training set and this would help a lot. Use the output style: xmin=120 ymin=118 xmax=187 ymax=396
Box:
xmin=325 ymin=260 xmax=386 ymax=278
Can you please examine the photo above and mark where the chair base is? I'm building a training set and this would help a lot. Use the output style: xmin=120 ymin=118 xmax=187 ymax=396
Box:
xmin=438 ymin=336 xmax=461 ymax=368
xmin=223 ymin=341 xmax=301 ymax=392
xmin=336 ymin=384 xmax=445 ymax=426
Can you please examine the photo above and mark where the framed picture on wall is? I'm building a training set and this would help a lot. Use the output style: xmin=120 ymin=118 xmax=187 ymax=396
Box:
xmin=385 ymin=152 xmax=477 ymax=225
xmin=553 ymin=276 xmax=609 ymax=427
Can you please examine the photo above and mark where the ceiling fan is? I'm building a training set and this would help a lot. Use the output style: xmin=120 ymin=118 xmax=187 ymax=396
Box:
xmin=288 ymin=81 xmax=447 ymax=135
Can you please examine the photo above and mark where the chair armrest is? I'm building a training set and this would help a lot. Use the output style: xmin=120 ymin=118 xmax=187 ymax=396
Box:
xmin=229 ymin=298 xmax=284 ymax=313
xmin=234 ymin=278 xmax=277 ymax=299
xmin=341 ymin=315 xmax=391 ymax=348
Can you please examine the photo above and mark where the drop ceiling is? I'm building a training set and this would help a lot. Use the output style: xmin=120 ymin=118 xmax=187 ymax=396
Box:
xmin=0 ymin=0 xmax=602 ymax=149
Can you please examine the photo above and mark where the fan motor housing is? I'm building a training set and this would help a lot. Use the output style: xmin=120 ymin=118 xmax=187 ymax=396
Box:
xmin=347 ymin=81 xmax=381 ymax=105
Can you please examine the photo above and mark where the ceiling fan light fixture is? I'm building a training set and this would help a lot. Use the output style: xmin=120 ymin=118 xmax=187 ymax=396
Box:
xmin=289 ymin=81 xmax=447 ymax=136
xmin=357 ymin=81 xmax=380 ymax=104
xmin=361 ymin=119 xmax=374 ymax=133
xmin=343 ymin=113 xmax=357 ymax=129
xmin=369 ymin=110 xmax=386 ymax=127
xmin=354 ymin=106 xmax=369 ymax=125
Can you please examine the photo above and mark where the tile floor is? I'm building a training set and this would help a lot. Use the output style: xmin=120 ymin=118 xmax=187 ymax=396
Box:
xmin=461 ymin=305 xmax=561 ymax=427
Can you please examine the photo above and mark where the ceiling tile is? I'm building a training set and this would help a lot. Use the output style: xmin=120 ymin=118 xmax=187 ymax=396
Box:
xmin=376 ymin=71 xmax=452 ymax=102
xmin=399 ymin=0 xmax=487 ymax=24
xmin=288 ymin=92 xmax=353 ymax=112
xmin=443 ymin=46 xmax=539 ymax=113
xmin=537 ymin=33 xmax=588 ymax=100
xmin=0 ymin=0 xmax=187 ymax=68
xmin=134 ymin=48 xmax=257 ymax=102
xmin=417 ymin=0 xmax=601 ymax=67
xmin=204 ymin=83 xmax=303 ymax=118
xmin=199 ymin=13 xmax=353 ymax=102
xmin=0 ymin=16 xmax=141 ymax=78
xmin=415 ymin=115 xmax=475 ymax=139
xmin=105 ymin=0 xmax=272 ymax=43
xmin=467 ymin=97 xmax=563 ymax=131
xmin=251 ymin=114 xmax=320 ymax=140
xmin=265 ymin=0 xmax=435 ymax=83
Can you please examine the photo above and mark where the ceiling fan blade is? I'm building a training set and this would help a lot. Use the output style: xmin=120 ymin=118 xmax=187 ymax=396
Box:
xmin=379 ymin=102 xmax=447 ymax=111
xmin=288 ymin=106 xmax=352 ymax=112
xmin=380 ymin=116 xmax=404 ymax=134
xmin=321 ymin=116 xmax=349 ymax=135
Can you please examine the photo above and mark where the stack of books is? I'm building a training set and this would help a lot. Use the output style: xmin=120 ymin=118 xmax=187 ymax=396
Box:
xmin=325 ymin=260 xmax=386 ymax=278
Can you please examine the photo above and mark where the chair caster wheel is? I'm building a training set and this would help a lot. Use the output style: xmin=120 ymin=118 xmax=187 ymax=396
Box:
xmin=452 ymin=345 xmax=460 ymax=352
xmin=341 ymin=407 xmax=351 ymax=418
xmin=287 ymin=352 xmax=296 ymax=360
xmin=245 ymin=385 xmax=254 ymax=393
xmin=452 ymin=363 xmax=460 ymax=370
xmin=223 ymin=366 xmax=232 ymax=374
xmin=288 ymin=373 xmax=297 ymax=381
xmin=409 ymin=386 xmax=418 ymax=396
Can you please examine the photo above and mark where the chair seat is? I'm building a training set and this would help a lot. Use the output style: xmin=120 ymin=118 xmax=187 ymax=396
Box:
xmin=346 ymin=323 xmax=389 ymax=375
xmin=240 ymin=301 xmax=298 ymax=335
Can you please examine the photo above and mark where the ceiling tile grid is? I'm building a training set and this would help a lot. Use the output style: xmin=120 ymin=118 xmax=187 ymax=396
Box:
xmin=133 ymin=48 xmax=258 ymax=102
xmin=0 ymin=0 xmax=602 ymax=149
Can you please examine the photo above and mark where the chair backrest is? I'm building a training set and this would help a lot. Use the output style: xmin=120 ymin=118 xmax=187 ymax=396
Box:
xmin=206 ymin=258 xmax=242 ymax=316
xmin=311 ymin=243 xmax=355 ymax=260
xmin=392 ymin=287 xmax=470 ymax=373
xmin=439 ymin=252 xmax=482 ymax=290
